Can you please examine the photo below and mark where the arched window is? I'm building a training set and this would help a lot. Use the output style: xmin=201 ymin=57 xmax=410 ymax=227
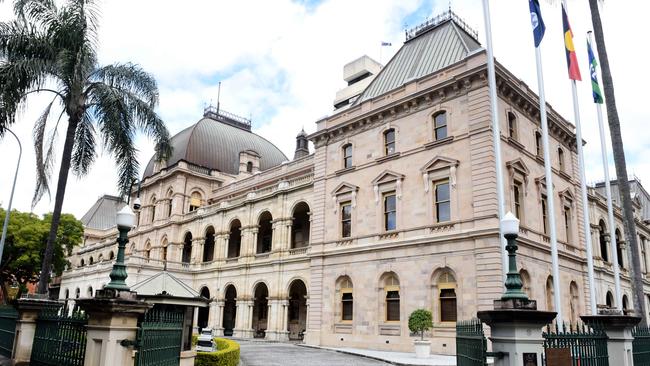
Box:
xmin=246 ymin=161 xmax=253 ymax=173
xmin=558 ymin=147 xmax=565 ymax=172
xmin=109 ymin=251 xmax=115 ymax=260
xmin=519 ymin=269 xmax=532 ymax=298
xmin=89 ymin=256 xmax=94 ymax=265
xmin=337 ymin=276 xmax=354 ymax=322
xmin=291 ymin=202 xmax=310 ymax=249
xmin=75 ymin=288 xmax=80 ymax=299
xmin=166 ymin=188 xmax=174 ymax=217
xmin=87 ymin=286 xmax=93 ymax=298
xmin=382 ymin=273 xmax=400 ymax=321
xmin=189 ymin=192 xmax=202 ymax=212
xmin=342 ymin=144 xmax=353 ymax=169
xmin=144 ymin=242 xmax=151 ymax=262
xmin=599 ymin=220 xmax=609 ymax=262
xmin=507 ymin=112 xmax=518 ymax=140
xmin=383 ymin=129 xmax=395 ymax=155
xmin=535 ymin=131 xmax=543 ymax=157
xmin=150 ymin=196 xmax=157 ymax=223
xmin=606 ymin=291 xmax=614 ymax=308
xmin=438 ymin=271 xmax=457 ymax=322
xmin=203 ymin=227 xmax=215 ymax=262
xmin=257 ymin=212 xmax=273 ymax=254
xmin=182 ymin=233 xmax=192 ymax=263
xmin=616 ymin=229 xmax=624 ymax=268
xmin=433 ymin=111 xmax=447 ymax=140
xmin=80 ymin=259 xmax=85 ymax=267
xmin=545 ymin=276 xmax=554 ymax=311
xmin=623 ymin=295 xmax=629 ymax=312
xmin=228 ymin=220 xmax=242 ymax=258
xmin=569 ymin=282 xmax=579 ymax=324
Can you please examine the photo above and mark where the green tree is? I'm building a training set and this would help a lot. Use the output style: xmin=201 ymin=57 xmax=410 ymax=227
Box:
xmin=0 ymin=0 xmax=171 ymax=294
xmin=408 ymin=309 xmax=432 ymax=341
xmin=0 ymin=208 xmax=83 ymax=301
xmin=588 ymin=0 xmax=646 ymax=324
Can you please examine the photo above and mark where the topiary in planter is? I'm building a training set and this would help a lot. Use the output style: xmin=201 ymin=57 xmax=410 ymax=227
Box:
xmin=408 ymin=309 xmax=433 ymax=341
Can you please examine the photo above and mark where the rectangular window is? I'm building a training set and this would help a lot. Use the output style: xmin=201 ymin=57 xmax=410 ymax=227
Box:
xmin=384 ymin=192 xmax=396 ymax=231
xmin=508 ymin=113 xmax=518 ymax=140
xmin=434 ymin=113 xmax=447 ymax=140
xmin=386 ymin=291 xmax=400 ymax=321
xmin=343 ymin=145 xmax=353 ymax=169
xmin=440 ymin=288 xmax=457 ymax=322
xmin=513 ymin=181 xmax=523 ymax=219
xmin=564 ymin=206 xmax=572 ymax=243
xmin=435 ymin=181 xmax=451 ymax=222
xmin=341 ymin=202 xmax=352 ymax=238
xmin=342 ymin=292 xmax=353 ymax=321
xmin=535 ymin=132 xmax=543 ymax=157
xmin=541 ymin=194 xmax=548 ymax=234
xmin=384 ymin=130 xmax=395 ymax=155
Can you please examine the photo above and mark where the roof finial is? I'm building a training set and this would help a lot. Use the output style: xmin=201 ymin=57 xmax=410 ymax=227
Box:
xmin=217 ymin=81 xmax=221 ymax=115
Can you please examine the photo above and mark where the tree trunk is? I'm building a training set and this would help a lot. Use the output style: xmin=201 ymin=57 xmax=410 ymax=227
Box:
xmin=589 ymin=0 xmax=646 ymax=325
xmin=36 ymin=115 xmax=79 ymax=294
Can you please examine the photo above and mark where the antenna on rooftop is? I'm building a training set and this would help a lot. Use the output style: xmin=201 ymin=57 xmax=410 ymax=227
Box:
xmin=217 ymin=81 xmax=221 ymax=115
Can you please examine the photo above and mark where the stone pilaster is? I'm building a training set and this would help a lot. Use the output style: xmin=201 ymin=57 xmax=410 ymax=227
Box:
xmin=582 ymin=314 xmax=640 ymax=366
xmin=213 ymin=300 xmax=225 ymax=336
xmin=192 ymin=238 xmax=205 ymax=263
xmin=13 ymin=297 xmax=61 ymax=364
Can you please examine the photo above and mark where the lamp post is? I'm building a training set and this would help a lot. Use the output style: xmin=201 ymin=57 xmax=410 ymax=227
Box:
xmin=0 ymin=128 xmax=22 ymax=266
xmin=104 ymin=205 xmax=135 ymax=291
xmin=500 ymin=211 xmax=529 ymax=301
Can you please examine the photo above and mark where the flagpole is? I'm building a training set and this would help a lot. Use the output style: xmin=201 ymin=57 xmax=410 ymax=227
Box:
xmin=481 ymin=0 xmax=508 ymax=282
xmin=560 ymin=0 xmax=597 ymax=316
xmin=534 ymin=46 xmax=563 ymax=321
xmin=589 ymin=31 xmax=622 ymax=310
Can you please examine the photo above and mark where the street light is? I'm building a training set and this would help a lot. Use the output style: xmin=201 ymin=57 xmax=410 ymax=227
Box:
xmin=0 ymin=127 xmax=22 ymax=267
xmin=500 ymin=211 xmax=529 ymax=301
xmin=104 ymin=205 xmax=136 ymax=291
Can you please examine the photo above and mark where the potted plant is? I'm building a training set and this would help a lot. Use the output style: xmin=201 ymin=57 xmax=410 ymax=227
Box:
xmin=408 ymin=309 xmax=433 ymax=358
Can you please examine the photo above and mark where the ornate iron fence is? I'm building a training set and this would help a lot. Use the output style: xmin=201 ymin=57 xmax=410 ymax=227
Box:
xmin=633 ymin=325 xmax=650 ymax=366
xmin=30 ymin=305 xmax=88 ymax=366
xmin=456 ymin=318 xmax=487 ymax=366
xmin=135 ymin=307 xmax=184 ymax=366
xmin=0 ymin=305 xmax=18 ymax=358
xmin=542 ymin=322 xmax=609 ymax=366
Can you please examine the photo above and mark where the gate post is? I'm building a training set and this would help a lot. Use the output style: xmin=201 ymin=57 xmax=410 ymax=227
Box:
xmin=76 ymin=289 xmax=151 ymax=366
xmin=582 ymin=313 xmax=641 ymax=366
xmin=13 ymin=296 xmax=59 ymax=365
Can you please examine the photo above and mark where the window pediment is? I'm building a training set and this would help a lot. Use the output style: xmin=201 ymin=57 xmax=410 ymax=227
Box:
xmin=372 ymin=170 xmax=404 ymax=202
xmin=506 ymin=158 xmax=530 ymax=177
xmin=332 ymin=182 xmax=359 ymax=212
xmin=421 ymin=156 xmax=459 ymax=193
xmin=420 ymin=156 xmax=459 ymax=173
xmin=332 ymin=182 xmax=359 ymax=196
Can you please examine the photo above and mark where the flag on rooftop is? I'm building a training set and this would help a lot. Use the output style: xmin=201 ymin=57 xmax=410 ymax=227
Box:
xmin=587 ymin=38 xmax=604 ymax=104
xmin=562 ymin=4 xmax=581 ymax=80
xmin=529 ymin=0 xmax=545 ymax=47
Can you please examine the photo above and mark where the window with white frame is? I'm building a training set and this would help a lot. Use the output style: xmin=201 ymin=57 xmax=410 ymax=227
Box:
xmin=384 ymin=129 xmax=395 ymax=155
xmin=342 ymin=144 xmax=353 ymax=169
xmin=433 ymin=111 xmax=447 ymax=140
xmin=384 ymin=192 xmax=396 ymax=231
xmin=435 ymin=181 xmax=450 ymax=223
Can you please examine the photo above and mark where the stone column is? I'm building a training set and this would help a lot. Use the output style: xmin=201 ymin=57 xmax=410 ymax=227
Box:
xmin=478 ymin=299 xmax=556 ymax=366
xmin=207 ymin=301 xmax=217 ymax=330
xmin=250 ymin=228 xmax=259 ymax=256
xmin=280 ymin=299 xmax=290 ymax=341
xmin=214 ymin=300 xmax=225 ymax=336
xmin=285 ymin=220 xmax=293 ymax=251
xmin=76 ymin=289 xmax=151 ymax=366
xmin=13 ymin=297 xmax=60 ymax=364
xmin=235 ymin=300 xmax=254 ymax=338
xmin=192 ymin=307 xmax=199 ymax=334
xmin=214 ymin=234 xmax=226 ymax=261
xmin=582 ymin=314 xmax=640 ymax=366
xmin=192 ymin=238 xmax=205 ymax=263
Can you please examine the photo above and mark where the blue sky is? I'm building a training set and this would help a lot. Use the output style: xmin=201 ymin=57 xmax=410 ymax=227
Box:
xmin=0 ymin=0 xmax=648 ymax=218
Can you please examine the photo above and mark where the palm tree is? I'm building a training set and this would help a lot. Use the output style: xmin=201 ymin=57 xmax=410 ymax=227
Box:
xmin=589 ymin=0 xmax=646 ymax=324
xmin=0 ymin=0 xmax=171 ymax=294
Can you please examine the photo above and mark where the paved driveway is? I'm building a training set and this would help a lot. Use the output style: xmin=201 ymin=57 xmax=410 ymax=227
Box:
xmin=238 ymin=340 xmax=391 ymax=366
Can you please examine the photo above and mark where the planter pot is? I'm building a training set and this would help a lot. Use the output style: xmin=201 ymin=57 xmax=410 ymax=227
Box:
xmin=413 ymin=340 xmax=431 ymax=358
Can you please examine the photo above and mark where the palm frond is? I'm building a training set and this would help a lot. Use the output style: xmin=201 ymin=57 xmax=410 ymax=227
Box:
xmin=90 ymin=63 xmax=159 ymax=106
xmin=31 ymin=99 xmax=56 ymax=207
xmin=70 ymin=111 xmax=96 ymax=176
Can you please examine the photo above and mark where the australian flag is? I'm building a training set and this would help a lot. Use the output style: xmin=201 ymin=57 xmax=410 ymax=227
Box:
xmin=529 ymin=0 xmax=545 ymax=47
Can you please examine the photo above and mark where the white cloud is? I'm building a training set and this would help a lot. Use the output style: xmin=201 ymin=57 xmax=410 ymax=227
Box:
xmin=0 ymin=0 xmax=648 ymax=219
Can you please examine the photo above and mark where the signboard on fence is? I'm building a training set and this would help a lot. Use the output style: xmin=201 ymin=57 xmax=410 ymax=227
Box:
xmin=545 ymin=348 xmax=572 ymax=366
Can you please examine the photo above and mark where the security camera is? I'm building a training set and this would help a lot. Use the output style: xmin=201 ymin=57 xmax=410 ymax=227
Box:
xmin=133 ymin=197 xmax=141 ymax=210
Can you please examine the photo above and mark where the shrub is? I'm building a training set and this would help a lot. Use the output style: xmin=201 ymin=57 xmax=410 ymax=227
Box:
xmin=194 ymin=337 xmax=240 ymax=366
xmin=408 ymin=309 xmax=433 ymax=341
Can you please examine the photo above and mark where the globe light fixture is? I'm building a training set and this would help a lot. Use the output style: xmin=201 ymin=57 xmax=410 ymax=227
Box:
xmin=500 ymin=211 xmax=528 ymax=301
xmin=501 ymin=211 xmax=520 ymax=236
xmin=105 ymin=205 xmax=135 ymax=291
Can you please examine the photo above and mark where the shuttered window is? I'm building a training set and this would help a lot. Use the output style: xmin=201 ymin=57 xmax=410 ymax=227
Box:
xmin=342 ymin=292 xmax=353 ymax=321
xmin=386 ymin=290 xmax=400 ymax=321
xmin=440 ymin=288 xmax=457 ymax=322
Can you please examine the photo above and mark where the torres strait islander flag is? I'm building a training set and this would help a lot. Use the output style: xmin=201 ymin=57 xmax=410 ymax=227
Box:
xmin=562 ymin=3 xmax=582 ymax=80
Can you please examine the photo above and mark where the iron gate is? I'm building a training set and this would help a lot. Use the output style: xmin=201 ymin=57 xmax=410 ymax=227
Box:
xmin=633 ymin=325 xmax=650 ymax=366
xmin=456 ymin=318 xmax=487 ymax=366
xmin=30 ymin=305 xmax=88 ymax=366
xmin=135 ymin=307 xmax=184 ymax=366
xmin=0 ymin=305 xmax=17 ymax=358
xmin=542 ymin=323 xmax=609 ymax=366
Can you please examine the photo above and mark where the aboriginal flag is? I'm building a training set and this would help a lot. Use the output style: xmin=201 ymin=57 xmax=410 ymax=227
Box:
xmin=562 ymin=4 xmax=581 ymax=80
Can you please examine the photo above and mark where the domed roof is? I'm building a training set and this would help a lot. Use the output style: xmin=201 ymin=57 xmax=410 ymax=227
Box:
xmin=143 ymin=112 xmax=288 ymax=179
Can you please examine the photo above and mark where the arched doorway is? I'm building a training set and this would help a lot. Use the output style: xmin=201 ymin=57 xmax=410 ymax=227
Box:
xmin=182 ymin=232 xmax=192 ymax=263
xmin=257 ymin=212 xmax=273 ymax=254
xmin=203 ymin=226 xmax=215 ymax=262
xmin=228 ymin=220 xmax=241 ymax=258
xmin=291 ymin=202 xmax=310 ymax=248
xmin=252 ymin=283 xmax=269 ymax=338
xmin=287 ymin=280 xmax=307 ymax=340
xmin=198 ymin=287 xmax=210 ymax=331
xmin=222 ymin=285 xmax=237 ymax=336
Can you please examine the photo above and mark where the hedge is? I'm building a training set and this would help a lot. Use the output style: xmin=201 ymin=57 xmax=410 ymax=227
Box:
xmin=194 ymin=337 xmax=240 ymax=366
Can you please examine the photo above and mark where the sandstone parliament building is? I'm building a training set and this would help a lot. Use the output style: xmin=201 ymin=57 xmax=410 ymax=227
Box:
xmin=58 ymin=13 xmax=650 ymax=354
